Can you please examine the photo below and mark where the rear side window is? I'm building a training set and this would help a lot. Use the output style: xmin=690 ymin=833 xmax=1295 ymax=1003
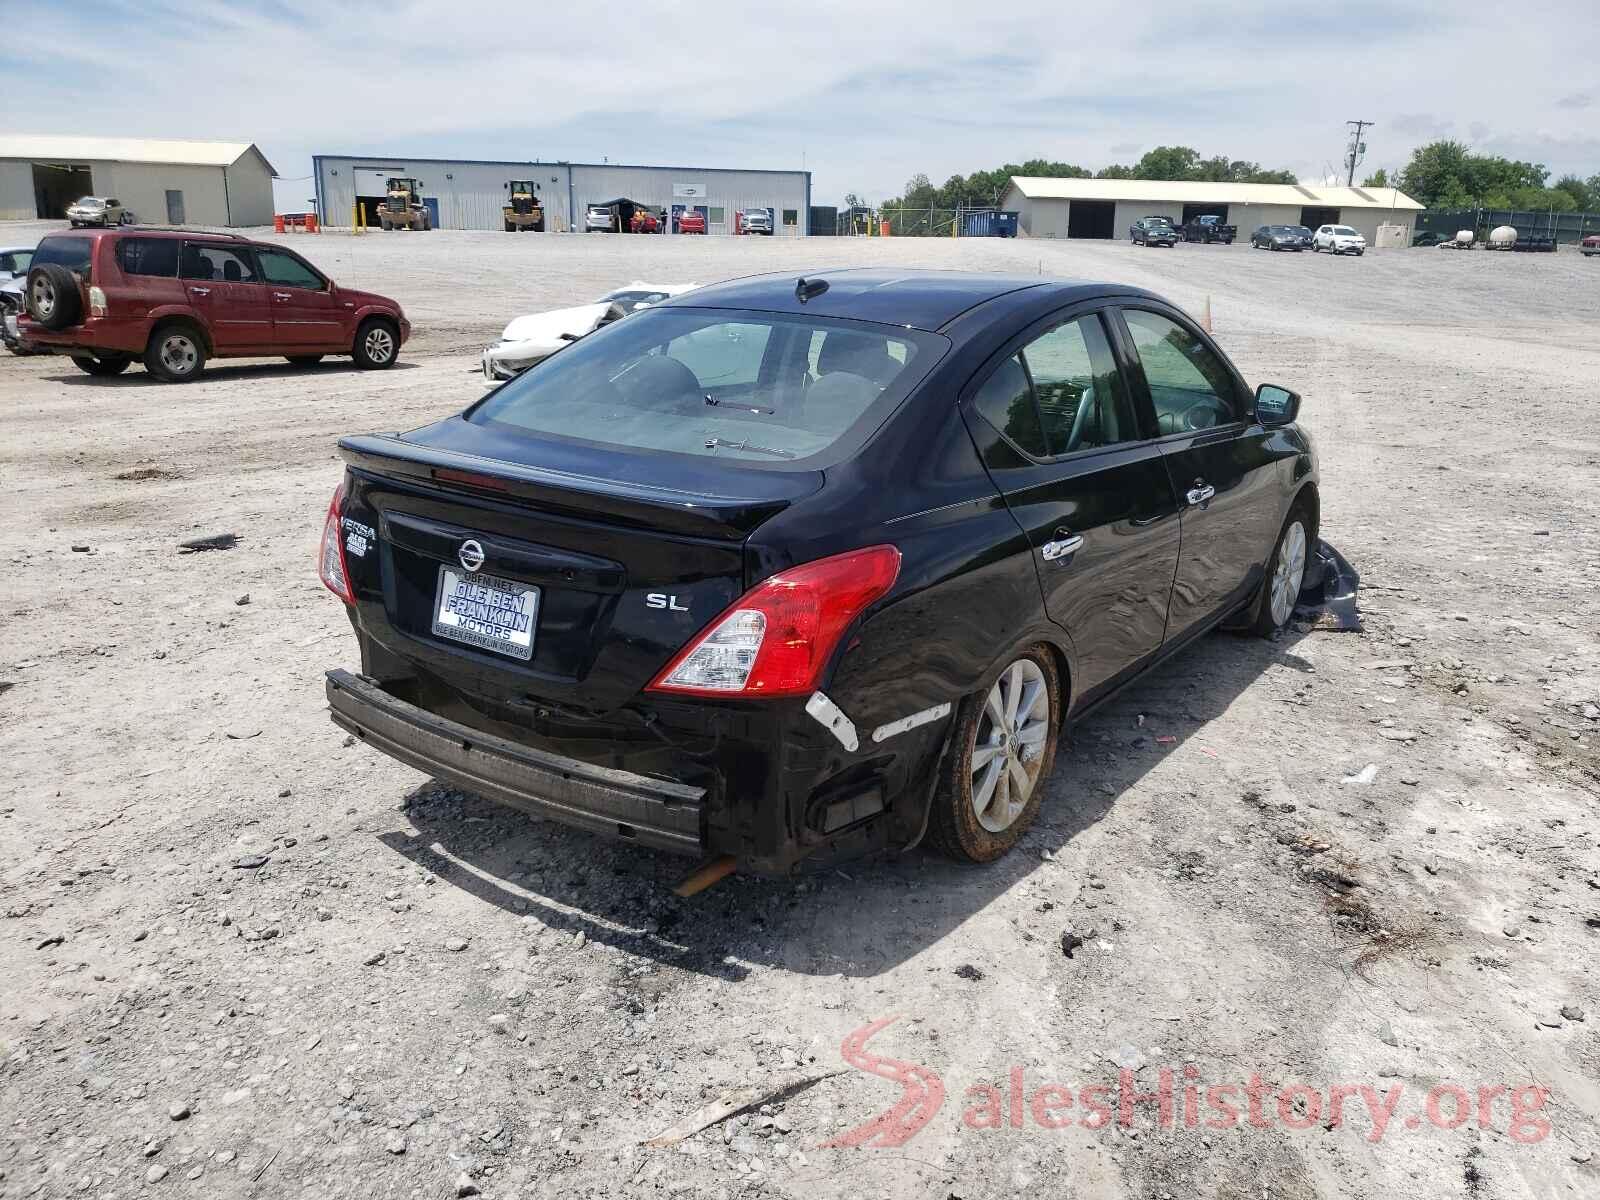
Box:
xmin=469 ymin=308 xmax=936 ymax=465
xmin=118 ymin=238 xmax=179 ymax=277
xmin=32 ymin=236 xmax=93 ymax=274
xmin=181 ymin=243 xmax=257 ymax=283
xmin=972 ymin=354 xmax=1048 ymax=458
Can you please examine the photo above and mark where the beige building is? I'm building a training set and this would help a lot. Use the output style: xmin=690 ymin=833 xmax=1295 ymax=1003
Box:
xmin=999 ymin=177 xmax=1423 ymax=244
xmin=0 ymin=135 xmax=277 ymax=227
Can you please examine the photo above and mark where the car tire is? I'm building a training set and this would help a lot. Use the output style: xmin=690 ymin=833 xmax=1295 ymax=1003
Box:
xmin=353 ymin=318 xmax=399 ymax=369
xmin=72 ymin=354 xmax=133 ymax=377
xmin=928 ymin=646 xmax=1061 ymax=863
xmin=144 ymin=323 xmax=207 ymax=383
xmin=285 ymin=355 xmax=324 ymax=366
xmin=1252 ymin=504 xmax=1313 ymax=637
xmin=26 ymin=264 xmax=83 ymax=331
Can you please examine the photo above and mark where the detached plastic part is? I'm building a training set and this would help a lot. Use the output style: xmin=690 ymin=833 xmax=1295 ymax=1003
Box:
xmin=805 ymin=692 xmax=859 ymax=752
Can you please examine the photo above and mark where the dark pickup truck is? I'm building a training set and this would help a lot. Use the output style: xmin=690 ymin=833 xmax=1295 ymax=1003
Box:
xmin=1182 ymin=215 xmax=1236 ymax=244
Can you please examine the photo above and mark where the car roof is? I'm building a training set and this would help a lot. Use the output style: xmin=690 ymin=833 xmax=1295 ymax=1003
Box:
xmin=657 ymin=269 xmax=1163 ymax=333
xmin=44 ymin=227 xmax=248 ymax=243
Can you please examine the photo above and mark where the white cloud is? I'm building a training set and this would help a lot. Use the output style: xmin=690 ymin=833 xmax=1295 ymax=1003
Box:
xmin=5 ymin=0 xmax=1597 ymax=205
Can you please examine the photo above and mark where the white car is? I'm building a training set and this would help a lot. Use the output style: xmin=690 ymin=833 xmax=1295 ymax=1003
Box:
xmin=584 ymin=205 xmax=615 ymax=232
xmin=1313 ymin=224 xmax=1366 ymax=256
xmin=481 ymin=282 xmax=700 ymax=383
xmin=66 ymin=197 xmax=129 ymax=228
xmin=0 ymin=246 xmax=34 ymax=283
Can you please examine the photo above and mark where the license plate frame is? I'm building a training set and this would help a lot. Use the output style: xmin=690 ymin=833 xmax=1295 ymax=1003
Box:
xmin=430 ymin=565 xmax=540 ymax=662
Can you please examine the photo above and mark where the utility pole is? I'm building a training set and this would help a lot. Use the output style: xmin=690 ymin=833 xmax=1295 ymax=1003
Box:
xmin=1344 ymin=120 xmax=1373 ymax=186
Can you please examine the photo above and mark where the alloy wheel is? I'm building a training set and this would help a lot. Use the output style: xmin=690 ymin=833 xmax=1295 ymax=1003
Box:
xmin=364 ymin=326 xmax=395 ymax=363
xmin=1270 ymin=519 xmax=1308 ymax=626
xmin=971 ymin=658 xmax=1050 ymax=833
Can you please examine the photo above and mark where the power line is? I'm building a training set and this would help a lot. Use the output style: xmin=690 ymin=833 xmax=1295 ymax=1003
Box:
xmin=1345 ymin=120 xmax=1374 ymax=187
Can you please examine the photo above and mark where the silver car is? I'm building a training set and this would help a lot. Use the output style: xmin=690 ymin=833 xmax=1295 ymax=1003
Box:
xmin=0 ymin=246 xmax=33 ymax=282
xmin=66 ymin=196 xmax=129 ymax=228
xmin=741 ymin=209 xmax=774 ymax=235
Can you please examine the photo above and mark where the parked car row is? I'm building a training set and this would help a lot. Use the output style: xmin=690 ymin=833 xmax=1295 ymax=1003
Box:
xmin=1130 ymin=217 xmax=1364 ymax=255
xmin=11 ymin=227 xmax=409 ymax=381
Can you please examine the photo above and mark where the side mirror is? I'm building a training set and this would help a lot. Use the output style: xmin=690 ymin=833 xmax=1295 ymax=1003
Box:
xmin=1255 ymin=384 xmax=1300 ymax=426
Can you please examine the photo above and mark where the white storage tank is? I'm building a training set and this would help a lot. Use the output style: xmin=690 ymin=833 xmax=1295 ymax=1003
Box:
xmin=1488 ymin=225 xmax=1518 ymax=249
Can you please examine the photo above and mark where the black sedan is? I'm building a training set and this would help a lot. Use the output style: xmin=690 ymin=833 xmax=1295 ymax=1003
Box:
xmin=1130 ymin=217 xmax=1179 ymax=247
xmin=320 ymin=271 xmax=1319 ymax=874
xmin=1251 ymin=224 xmax=1313 ymax=251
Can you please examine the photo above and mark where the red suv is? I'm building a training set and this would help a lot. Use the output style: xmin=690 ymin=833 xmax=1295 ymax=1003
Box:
xmin=676 ymin=210 xmax=707 ymax=235
xmin=20 ymin=229 xmax=410 ymax=382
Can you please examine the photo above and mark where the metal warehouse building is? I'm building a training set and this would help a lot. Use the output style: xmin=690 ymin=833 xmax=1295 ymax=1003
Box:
xmin=1000 ymin=177 xmax=1423 ymax=244
xmin=313 ymin=155 xmax=812 ymax=235
xmin=0 ymin=135 xmax=276 ymax=226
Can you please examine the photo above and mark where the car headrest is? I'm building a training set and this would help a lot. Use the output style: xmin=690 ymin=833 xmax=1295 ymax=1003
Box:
xmin=804 ymin=371 xmax=878 ymax=433
xmin=817 ymin=332 xmax=898 ymax=387
xmin=223 ymin=260 xmax=242 ymax=282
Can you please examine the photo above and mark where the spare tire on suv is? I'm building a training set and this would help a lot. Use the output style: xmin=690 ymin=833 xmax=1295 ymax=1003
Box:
xmin=25 ymin=263 xmax=82 ymax=331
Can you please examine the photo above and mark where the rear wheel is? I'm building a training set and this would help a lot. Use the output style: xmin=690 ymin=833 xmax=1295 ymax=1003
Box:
xmin=144 ymin=323 xmax=207 ymax=383
xmin=353 ymin=318 xmax=398 ymax=369
xmin=1253 ymin=505 xmax=1311 ymax=637
xmin=285 ymin=355 xmax=324 ymax=366
xmin=928 ymin=648 xmax=1060 ymax=863
xmin=72 ymin=354 xmax=132 ymax=376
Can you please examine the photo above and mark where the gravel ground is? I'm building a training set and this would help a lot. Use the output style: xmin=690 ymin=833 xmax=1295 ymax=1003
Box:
xmin=2 ymin=222 xmax=1598 ymax=1199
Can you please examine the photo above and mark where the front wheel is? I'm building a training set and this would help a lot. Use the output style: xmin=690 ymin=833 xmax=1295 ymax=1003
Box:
xmin=928 ymin=648 xmax=1060 ymax=863
xmin=353 ymin=319 xmax=398 ymax=369
xmin=1253 ymin=507 xmax=1311 ymax=637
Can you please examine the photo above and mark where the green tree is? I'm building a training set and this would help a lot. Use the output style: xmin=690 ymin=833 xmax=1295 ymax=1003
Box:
xmin=1133 ymin=146 xmax=1201 ymax=179
xmin=1552 ymin=174 xmax=1592 ymax=211
xmin=1362 ymin=168 xmax=1390 ymax=188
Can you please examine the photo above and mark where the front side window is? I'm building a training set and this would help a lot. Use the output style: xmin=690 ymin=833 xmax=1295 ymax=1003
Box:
xmin=0 ymin=251 xmax=31 ymax=274
xmin=469 ymin=309 xmax=934 ymax=465
xmin=1121 ymin=309 xmax=1239 ymax=434
xmin=256 ymin=248 xmax=324 ymax=290
xmin=118 ymin=238 xmax=179 ymax=277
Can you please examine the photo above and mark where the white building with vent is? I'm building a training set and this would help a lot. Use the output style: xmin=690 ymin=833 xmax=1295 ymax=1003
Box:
xmin=1000 ymin=177 xmax=1423 ymax=244
xmin=0 ymin=135 xmax=276 ymax=227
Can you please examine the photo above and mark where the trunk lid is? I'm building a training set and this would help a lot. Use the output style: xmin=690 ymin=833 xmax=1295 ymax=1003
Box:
xmin=338 ymin=420 xmax=820 ymax=715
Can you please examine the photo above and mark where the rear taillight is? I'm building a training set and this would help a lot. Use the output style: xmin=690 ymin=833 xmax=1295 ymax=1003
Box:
xmin=647 ymin=545 xmax=901 ymax=698
xmin=88 ymin=286 xmax=107 ymax=317
xmin=318 ymin=482 xmax=355 ymax=605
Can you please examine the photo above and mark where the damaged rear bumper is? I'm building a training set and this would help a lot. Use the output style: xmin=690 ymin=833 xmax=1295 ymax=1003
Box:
xmin=325 ymin=669 xmax=705 ymax=854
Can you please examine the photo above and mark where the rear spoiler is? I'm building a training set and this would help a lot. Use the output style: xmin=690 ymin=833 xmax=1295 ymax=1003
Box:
xmin=337 ymin=433 xmax=814 ymax=540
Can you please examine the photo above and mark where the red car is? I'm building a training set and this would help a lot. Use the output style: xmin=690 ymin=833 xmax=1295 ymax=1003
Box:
xmin=676 ymin=210 xmax=707 ymax=235
xmin=630 ymin=210 xmax=661 ymax=234
xmin=19 ymin=228 xmax=410 ymax=382
xmin=1583 ymin=233 xmax=1600 ymax=258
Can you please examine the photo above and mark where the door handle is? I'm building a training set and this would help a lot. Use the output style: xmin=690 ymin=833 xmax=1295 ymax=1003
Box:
xmin=1186 ymin=482 xmax=1216 ymax=506
xmin=1041 ymin=532 xmax=1084 ymax=562
xmin=188 ymin=287 xmax=209 ymax=296
xmin=273 ymin=292 xmax=292 ymax=300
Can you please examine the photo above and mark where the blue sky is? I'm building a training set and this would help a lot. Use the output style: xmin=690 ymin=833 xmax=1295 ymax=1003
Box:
xmin=5 ymin=0 xmax=1597 ymax=208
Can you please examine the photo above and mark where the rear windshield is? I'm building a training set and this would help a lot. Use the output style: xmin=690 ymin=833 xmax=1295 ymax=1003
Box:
xmin=33 ymin=236 xmax=93 ymax=275
xmin=468 ymin=308 xmax=940 ymax=466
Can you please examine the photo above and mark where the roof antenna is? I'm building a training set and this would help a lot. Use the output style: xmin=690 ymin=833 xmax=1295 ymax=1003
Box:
xmin=795 ymin=276 xmax=828 ymax=303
